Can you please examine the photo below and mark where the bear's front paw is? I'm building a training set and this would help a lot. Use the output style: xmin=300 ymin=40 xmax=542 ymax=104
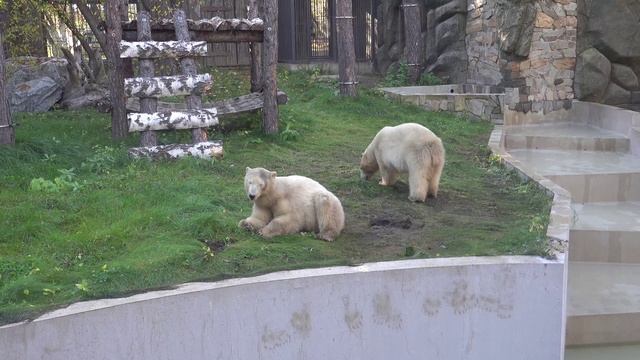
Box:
xmin=408 ymin=195 xmax=426 ymax=203
xmin=258 ymin=228 xmax=276 ymax=239
xmin=238 ymin=219 xmax=254 ymax=231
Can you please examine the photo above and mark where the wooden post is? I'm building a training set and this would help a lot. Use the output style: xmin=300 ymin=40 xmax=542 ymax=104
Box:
xmin=121 ymin=0 xmax=134 ymax=79
xmin=106 ymin=0 xmax=128 ymax=140
xmin=174 ymin=9 xmax=208 ymax=143
xmin=336 ymin=0 xmax=357 ymax=97
xmin=262 ymin=0 xmax=278 ymax=134
xmin=248 ymin=0 xmax=263 ymax=92
xmin=0 ymin=28 xmax=15 ymax=145
xmin=137 ymin=10 xmax=158 ymax=147
xmin=402 ymin=0 xmax=422 ymax=84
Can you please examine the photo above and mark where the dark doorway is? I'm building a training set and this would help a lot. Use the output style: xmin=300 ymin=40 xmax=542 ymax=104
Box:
xmin=279 ymin=0 xmax=374 ymax=64
xmin=310 ymin=0 xmax=332 ymax=58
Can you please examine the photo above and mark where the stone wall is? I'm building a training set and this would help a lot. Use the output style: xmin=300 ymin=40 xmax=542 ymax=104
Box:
xmin=465 ymin=0 xmax=577 ymax=122
xmin=375 ymin=0 xmax=579 ymax=123
xmin=576 ymin=0 xmax=640 ymax=110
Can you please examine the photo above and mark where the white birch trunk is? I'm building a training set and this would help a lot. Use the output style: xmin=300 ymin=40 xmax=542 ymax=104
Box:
xmin=128 ymin=141 xmax=224 ymax=160
xmin=124 ymin=74 xmax=212 ymax=97
xmin=128 ymin=108 xmax=219 ymax=132
xmin=120 ymin=40 xmax=208 ymax=58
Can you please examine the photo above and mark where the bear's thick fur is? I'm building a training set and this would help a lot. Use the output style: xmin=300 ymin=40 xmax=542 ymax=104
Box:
xmin=238 ymin=167 xmax=345 ymax=241
xmin=360 ymin=123 xmax=445 ymax=202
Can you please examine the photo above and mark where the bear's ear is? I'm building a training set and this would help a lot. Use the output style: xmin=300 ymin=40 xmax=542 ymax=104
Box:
xmin=270 ymin=171 xmax=277 ymax=178
xmin=246 ymin=167 xmax=251 ymax=172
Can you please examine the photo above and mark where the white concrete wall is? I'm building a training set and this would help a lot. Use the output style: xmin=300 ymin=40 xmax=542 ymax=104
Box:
xmin=0 ymin=257 xmax=565 ymax=360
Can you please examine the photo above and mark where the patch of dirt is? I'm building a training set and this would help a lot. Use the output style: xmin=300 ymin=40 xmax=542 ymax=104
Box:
xmin=369 ymin=215 xmax=414 ymax=229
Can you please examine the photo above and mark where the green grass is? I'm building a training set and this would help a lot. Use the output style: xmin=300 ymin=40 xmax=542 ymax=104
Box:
xmin=0 ymin=69 xmax=551 ymax=325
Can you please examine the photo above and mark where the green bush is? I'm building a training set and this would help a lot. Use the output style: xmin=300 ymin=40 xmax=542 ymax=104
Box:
xmin=381 ymin=62 xmax=443 ymax=87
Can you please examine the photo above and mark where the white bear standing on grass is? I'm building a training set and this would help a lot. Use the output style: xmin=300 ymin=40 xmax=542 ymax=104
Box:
xmin=360 ymin=123 xmax=445 ymax=202
xmin=239 ymin=167 xmax=345 ymax=241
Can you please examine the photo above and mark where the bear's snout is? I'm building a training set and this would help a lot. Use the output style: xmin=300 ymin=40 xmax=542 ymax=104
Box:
xmin=249 ymin=194 xmax=255 ymax=200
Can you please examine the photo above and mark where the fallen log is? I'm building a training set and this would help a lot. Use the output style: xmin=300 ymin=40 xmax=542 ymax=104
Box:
xmin=128 ymin=108 xmax=218 ymax=132
xmin=124 ymin=74 xmax=212 ymax=97
xmin=128 ymin=141 xmax=224 ymax=160
xmin=120 ymin=40 xmax=208 ymax=58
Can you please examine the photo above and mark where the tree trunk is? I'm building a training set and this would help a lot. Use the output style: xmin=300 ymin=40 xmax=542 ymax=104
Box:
xmin=403 ymin=0 xmax=423 ymax=84
xmin=0 ymin=29 xmax=15 ymax=145
xmin=248 ymin=0 xmax=263 ymax=92
xmin=128 ymin=141 xmax=224 ymax=160
xmin=261 ymin=0 xmax=278 ymax=134
xmin=174 ymin=9 xmax=208 ymax=143
xmin=106 ymin=0 xmax=128 ymax=140
xmin=128 ymin=108 xmax=218 ymax=132
xmin=124 ymin=74 xmax=212 ymax=98
xmin=336 ymin=0 xmax=357 ymax=97
xmin=137 ymin=10 xmax=158 ymax=147
xmin=120 ymin=41 xmax=208 ymax=58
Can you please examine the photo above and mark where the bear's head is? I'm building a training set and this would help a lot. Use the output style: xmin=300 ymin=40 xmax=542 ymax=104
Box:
xmin=244 ymin=167 xmax=277 ymax=201
xmin=359 ymin=148 xmax=378 ymax=180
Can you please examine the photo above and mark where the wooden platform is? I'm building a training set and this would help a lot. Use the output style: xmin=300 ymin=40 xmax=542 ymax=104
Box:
xmin=122 ymin=17 xmax=264 ymax=43
xmin=126 ymin=91 xmax=288 ymax=117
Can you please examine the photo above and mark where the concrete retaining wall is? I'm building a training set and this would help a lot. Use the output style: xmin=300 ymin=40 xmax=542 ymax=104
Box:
xmin=1 ymin=257 xmax=564 ymax=360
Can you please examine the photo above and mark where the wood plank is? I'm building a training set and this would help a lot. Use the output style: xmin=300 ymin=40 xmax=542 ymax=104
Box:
xmin=122 ymin=17 xmax=264 ymax=32
xmin=122 ymin=29 xmax=263 ymax=43
xmin=137 ymin=10 xmax=158 ymax=147
xmin=336 ymin=0 xmax=358 ymax=97
xmin=174 ymin=9 xmax=208 ymax=143
xmin=120 ymin=40 xmax=208 ymax=58
xmin=128 ymin=141 xmax=224 ymax=160
xmin=124 ymin=74 xmax=212 ymax=97
xmin=128 ymin=108 xmax=219 ymax=132
xmin=262 ymin=0 xmax=278 ymax=133
xmin=126 ymin=91 xmax=288 ymax=116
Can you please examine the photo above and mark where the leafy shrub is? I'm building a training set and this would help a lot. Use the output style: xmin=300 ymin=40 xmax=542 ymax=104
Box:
xmin=82 ymin=145 xmax=117 ymax=174
xmin=418 ymin=72 xmax=443 ymax=86
xmin=280 ymin=124 xmax=300 ymax=142
xmin=29 ymin=168 xmax=83 ymax=193
xmin=381 ymin=62 xmax=443 ymax=87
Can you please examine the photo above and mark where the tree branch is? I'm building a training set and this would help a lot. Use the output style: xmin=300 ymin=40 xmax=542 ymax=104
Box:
xmin=75 ymin=0 xmax=107 ymax=53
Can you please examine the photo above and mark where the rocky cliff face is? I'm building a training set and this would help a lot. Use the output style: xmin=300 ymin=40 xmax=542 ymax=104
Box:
xmin=575 ymin=0 xmax=640 ymax=108
xmin=374 ymin=0 xmax=469 ymax=84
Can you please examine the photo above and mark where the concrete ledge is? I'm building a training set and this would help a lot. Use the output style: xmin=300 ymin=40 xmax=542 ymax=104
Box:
xmin=0 ymin=256 xmax=564 ymax=360
xmin=488 ymin=126 xmax=571 ymax=258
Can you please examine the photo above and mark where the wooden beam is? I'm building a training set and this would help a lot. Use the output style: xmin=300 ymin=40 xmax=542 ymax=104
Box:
xmin=124 ymin=74 xmax=212 ymax=97
xmin=127 ymin=91 xmax=288 ymax=117
xmin=128 ymin=141 xmax=224 ymax=160
xmin=174 ymin=9 xmax=208 ymax=143
xmin=120 ymin=40 xmax=208 ymax=58
xmin=336 ymin=0 xmax=358 ymax=97
xmin=121 ymin=29 xmax=263 ymax=43
xmin=137 ymin=10 xmax=158 ymax=147
xmin=128 ymin=108 xmax=219 ymax=132
xmin=261 ymin=0 xmax=278 ymax=134
xmin=106 ymin=0 xmax=128 ymax=139
xmin=122 ymin=17 xmax=264 ymax=32
xmin=0 ymin=27 xmax=14 ymax=145
xmin=402 ymin=0 xmax=423 ymax=84
xmin=248 ymin=0 xmax=263 ymax=92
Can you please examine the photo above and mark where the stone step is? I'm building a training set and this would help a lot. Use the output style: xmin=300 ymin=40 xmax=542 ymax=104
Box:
xmin=566 ymin=262 xmax=640 ymax=346
xmin=508 ymin=150 xmax=640 ymax=202
xmin=504 ymin=123 xmax=629 ymax=152
xmin=566 ymin=343 xmax=640 ymax=360
xmin=569 ymin=202 xmax=640 ymax=263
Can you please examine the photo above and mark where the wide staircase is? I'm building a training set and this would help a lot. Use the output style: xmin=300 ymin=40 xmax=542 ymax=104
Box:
xmin=503 ymin=121 xmax=640 ymax=358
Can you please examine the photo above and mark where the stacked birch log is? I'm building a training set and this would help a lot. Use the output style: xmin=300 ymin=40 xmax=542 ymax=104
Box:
xmin=122 ymin=10 xmax=223 ymax=160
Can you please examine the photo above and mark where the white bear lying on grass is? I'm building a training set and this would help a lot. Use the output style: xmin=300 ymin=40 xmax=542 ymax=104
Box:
xmin=239 ymin=167 xmax=345 ymax=241
xmin=360 ymin=123 xmax=445 ymax=202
